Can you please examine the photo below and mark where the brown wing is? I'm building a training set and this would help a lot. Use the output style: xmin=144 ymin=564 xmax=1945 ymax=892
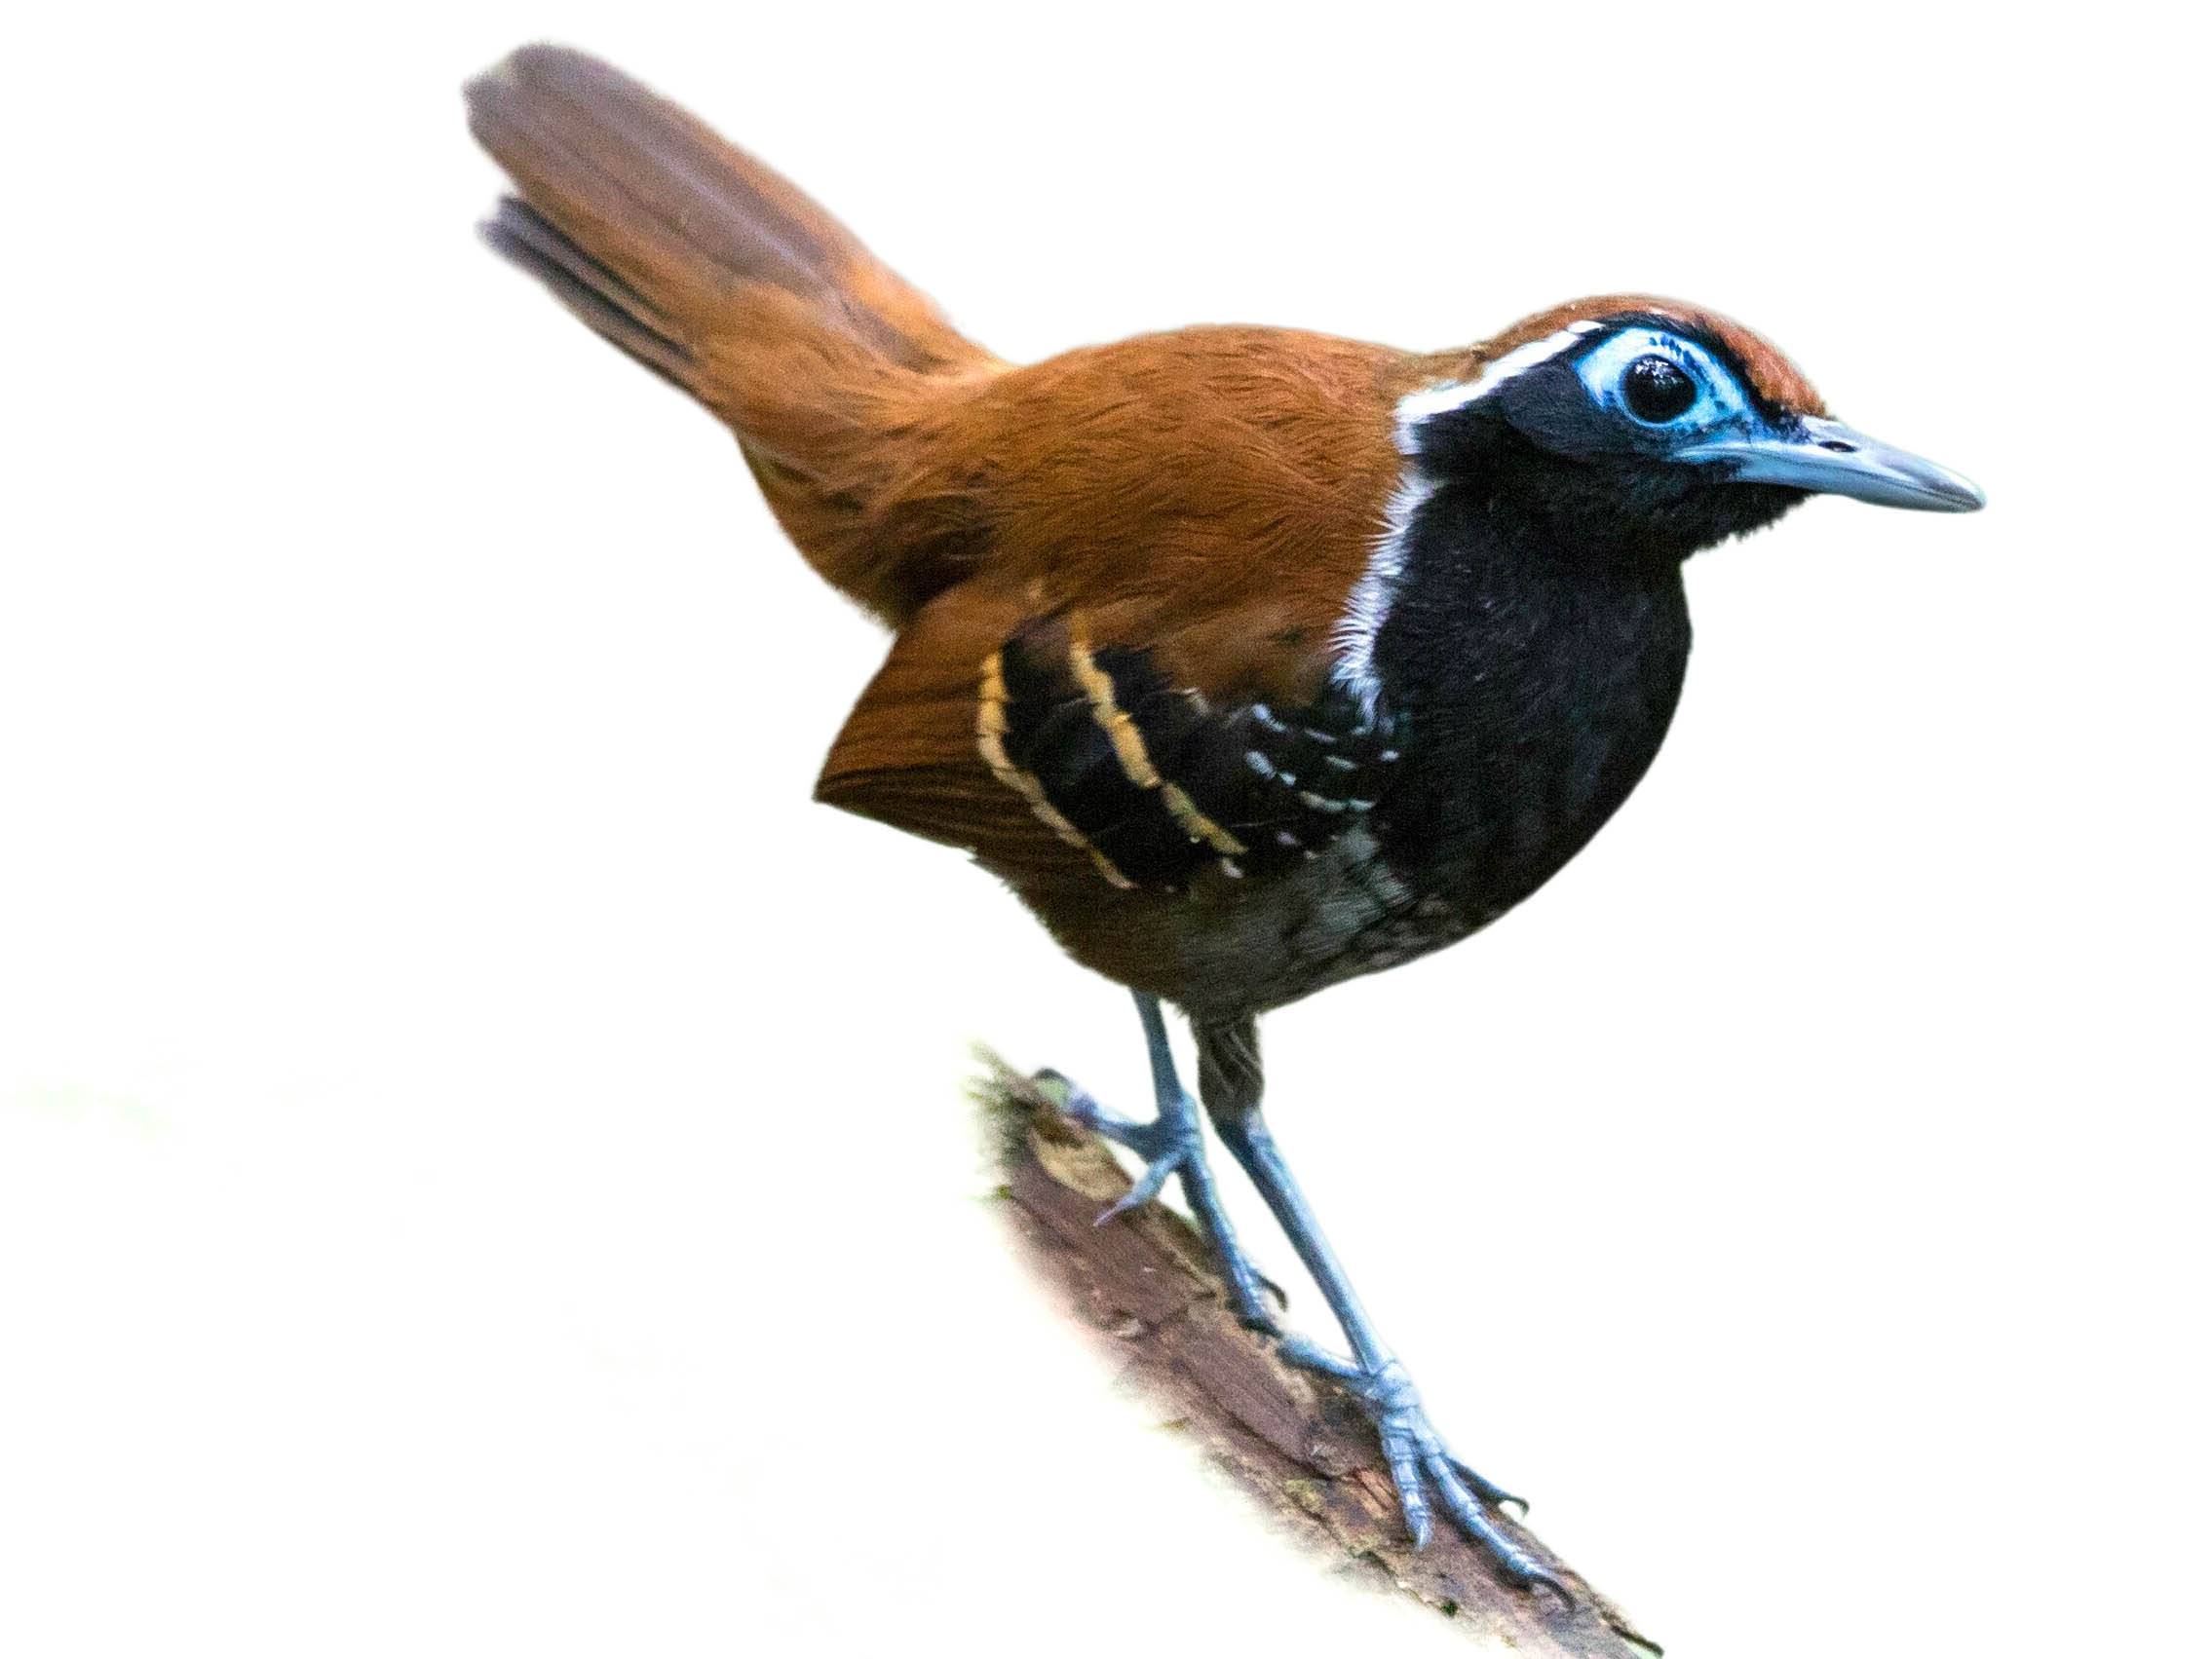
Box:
xmin=820 ymin=587 xmax=1407 ymax=890
xmin=813 ymin=325 xmax=1412 ymax=894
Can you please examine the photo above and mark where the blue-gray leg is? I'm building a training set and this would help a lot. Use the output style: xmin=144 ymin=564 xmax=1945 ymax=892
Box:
xmin=1038 ymin=992 xmax=1282 ymax=1331
xmin=1195 ymin=1017 xmax=1563 ymax=1597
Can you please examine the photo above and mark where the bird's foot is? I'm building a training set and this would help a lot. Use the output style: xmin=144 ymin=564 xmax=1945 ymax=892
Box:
xmin=1032 ymin=1069 xmax=1284 ymax=1332
xmin=1278 ymin=1338 xmax=1565 ymax=1598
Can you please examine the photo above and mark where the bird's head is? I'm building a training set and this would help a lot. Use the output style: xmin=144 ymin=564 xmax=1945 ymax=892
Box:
xmin=1398 ymin=296 xmax=1983 ymax=562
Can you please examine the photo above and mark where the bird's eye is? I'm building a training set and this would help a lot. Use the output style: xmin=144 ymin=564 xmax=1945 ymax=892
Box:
xmin=1621 ymin=355 xmax=1697 ymax=424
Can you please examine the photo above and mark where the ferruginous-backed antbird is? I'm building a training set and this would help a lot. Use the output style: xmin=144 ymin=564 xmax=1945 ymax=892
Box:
xmin=466 ymin=45 xmax=1984 ymax=1592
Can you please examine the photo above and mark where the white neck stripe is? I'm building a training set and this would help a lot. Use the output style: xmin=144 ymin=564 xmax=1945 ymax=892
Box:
xmin=1329 ymin=467 xmax=1434 ymax=719
xmin=1334 ymin=319 xmax=1623 ymax=718
xmin=1392 ymin=320 xmax=1604 ymax=453
xmin=1335 ymin=321 xmax=1607 ymax=715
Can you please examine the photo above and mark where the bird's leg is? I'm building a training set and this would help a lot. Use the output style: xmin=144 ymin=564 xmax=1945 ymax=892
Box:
xmin=1194 ymin=1018 xmax=1561 ymax=1596
xmin=1034 ymin=992 xmax=1282 ymax=1331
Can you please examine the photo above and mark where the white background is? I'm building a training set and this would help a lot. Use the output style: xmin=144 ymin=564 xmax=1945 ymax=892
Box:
xmin=3 ymin=5 xmax=2203 ymax=1655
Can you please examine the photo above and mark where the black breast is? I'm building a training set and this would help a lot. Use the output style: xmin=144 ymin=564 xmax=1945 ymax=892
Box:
xmin=1365 ymin=477 xmax=1695 ymax=925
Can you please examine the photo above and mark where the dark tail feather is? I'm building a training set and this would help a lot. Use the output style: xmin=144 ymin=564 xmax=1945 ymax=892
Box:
xmin=477 ymin=197 xmax=692 ymax=390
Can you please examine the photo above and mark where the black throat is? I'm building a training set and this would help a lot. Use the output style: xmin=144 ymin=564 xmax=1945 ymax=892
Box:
xmin=1365 ymin=421 xmax=1796 ymax=924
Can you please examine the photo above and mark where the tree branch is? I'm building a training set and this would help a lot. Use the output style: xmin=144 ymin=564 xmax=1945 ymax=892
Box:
xmin=977 ymin=1054 xmax=1662 ymax=1657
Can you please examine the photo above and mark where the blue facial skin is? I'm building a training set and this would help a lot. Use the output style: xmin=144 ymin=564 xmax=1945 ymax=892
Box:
xmin=1572 ymin=327 xmax=1768 ymax=449
xmin=1454 ymin=323 xmax=1770 ymax=468
xmin=1557 ymin=322 xmax=1991 ymax=506
xmin=1395 ymin=324 xmax=1801 ymax=565
xmin=1494 ymin=323 xmax=1985 ymax=513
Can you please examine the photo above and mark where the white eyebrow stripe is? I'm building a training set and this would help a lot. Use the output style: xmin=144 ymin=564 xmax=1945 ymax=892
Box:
xmin=1392 ymin=319 xmax=1605 ymax=452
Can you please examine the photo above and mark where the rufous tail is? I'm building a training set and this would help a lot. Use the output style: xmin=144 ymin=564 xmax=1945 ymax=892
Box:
xmin=467 ymin=45 xmax=1001 ymax=622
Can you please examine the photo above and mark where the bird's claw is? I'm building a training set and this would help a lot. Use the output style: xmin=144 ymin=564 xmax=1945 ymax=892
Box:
xmin=1278 ymin=1339 xmax=1564 ymax=1601
xmin=1034 ymin=1069 xmax=1284 ymax=1331
xmin=1097 ymin=1149 xmax=1180 ymax=1220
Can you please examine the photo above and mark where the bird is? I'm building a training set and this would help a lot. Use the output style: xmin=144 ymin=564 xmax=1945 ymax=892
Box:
xmin=465 ymin=44 xmax=1984 ymax=1592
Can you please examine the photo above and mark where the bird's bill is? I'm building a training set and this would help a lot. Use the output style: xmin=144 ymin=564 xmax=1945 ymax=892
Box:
xmin=1679 ymin=416 xmax=1985 ymax=512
